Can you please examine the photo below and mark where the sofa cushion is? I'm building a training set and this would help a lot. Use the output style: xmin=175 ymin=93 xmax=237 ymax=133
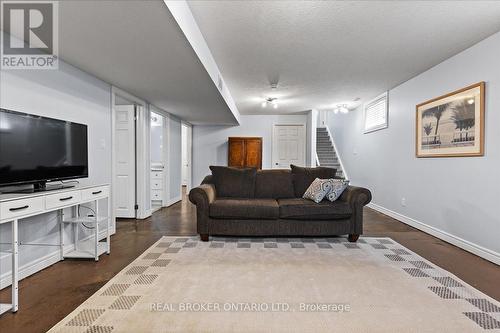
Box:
xmin=290 ymin=165 xmax=337 ymax=197
xmin=209 ymin=166 xmax=256 ymax=198
xmin=254 ymin=169 xmax=295 ymax=199
xmin=210 ymin=199 xmax=279 ymax=220
xmin=278 ymin=198 xmax=352 ymax=220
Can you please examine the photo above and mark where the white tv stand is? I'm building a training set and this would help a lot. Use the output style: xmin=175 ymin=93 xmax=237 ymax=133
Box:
xmin=0 ymin=184 xmax=111 ymax=315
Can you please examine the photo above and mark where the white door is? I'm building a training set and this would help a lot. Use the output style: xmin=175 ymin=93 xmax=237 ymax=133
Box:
xmin=114 ymin=105 xmax=136 ymax=218
xmin=272 ymin=125 xmax=306 ymax=168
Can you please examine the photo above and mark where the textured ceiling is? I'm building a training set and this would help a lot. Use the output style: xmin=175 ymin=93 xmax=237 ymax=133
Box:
xmin=188 ymin=1 xmax=500 ymax=115
xmin=58 ymin=0 xmax=238 ymax=125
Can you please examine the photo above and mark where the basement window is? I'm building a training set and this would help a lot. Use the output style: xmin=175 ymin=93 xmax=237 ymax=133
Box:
xmin=364 ymin=92 xmax=388 ymax=133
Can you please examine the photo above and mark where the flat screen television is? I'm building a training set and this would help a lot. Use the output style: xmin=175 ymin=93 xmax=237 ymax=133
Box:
xmin=0 ymin=108 xmax=88 ymax=191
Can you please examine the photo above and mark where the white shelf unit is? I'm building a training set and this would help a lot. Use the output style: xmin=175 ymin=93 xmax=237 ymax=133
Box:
xmin=0 ymin=304 xmax=12 ymax=315
xmin=62 ymin=213 xmax=110 ymax=261
xmin=64 ymin=239 xmax=108 ymax=259
xmin=62 ymin=216 xmax=109 ymax=224
xmin=151 ymin=169 xmax=164 ymax=203
xmin=0 ymin=184 xmax=110 ymax=315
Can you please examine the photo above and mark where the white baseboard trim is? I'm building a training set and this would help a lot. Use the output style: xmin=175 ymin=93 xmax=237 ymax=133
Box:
xmin=0 ymin=251 xmax=60 ymax=289
xmin=166 ymin=195 xmax=182 ymax=207
xmin=137 ymin=208 xmax=153 ymax=220
xmin=367 ymin=202 xmax=500 ymax=266
xmin=0 ymin=229 xmax=113 ymax=289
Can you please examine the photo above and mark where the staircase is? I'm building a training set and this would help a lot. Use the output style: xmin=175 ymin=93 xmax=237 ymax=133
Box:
xmin=316 ymin=127 xmax=345 ymax=179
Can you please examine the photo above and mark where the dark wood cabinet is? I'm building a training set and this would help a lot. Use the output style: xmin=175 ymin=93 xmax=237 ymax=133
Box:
xmin=228 ymin=137 xmax=262 ymax=169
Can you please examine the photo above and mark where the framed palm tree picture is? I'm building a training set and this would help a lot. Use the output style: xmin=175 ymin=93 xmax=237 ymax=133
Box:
xmin=416 ymin=82 xmax=485 ymax=157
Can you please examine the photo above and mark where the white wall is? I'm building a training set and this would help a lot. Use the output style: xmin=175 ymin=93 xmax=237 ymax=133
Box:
xmin=168 ymin=115 xmax=182 ymax=202
xmin=328 ymin=31 xmax=500 ymax=264
xmin=192 ymin=114 xmax=311 ymax=186
xmin=308 ymin=109 xmax=318 ymax=166
xmin=0 ymin=61 xmax=112 ymax=286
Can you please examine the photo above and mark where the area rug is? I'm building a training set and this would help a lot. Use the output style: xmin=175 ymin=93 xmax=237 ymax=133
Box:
xmin=49 ymin=236 xmax=500 ymax=333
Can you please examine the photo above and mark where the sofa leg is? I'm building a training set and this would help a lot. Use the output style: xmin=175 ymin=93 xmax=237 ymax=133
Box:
xmin=200 ymin=234 xmax=209 ymax=242
xmin=348 ymin=234 xmax=360 ymax=242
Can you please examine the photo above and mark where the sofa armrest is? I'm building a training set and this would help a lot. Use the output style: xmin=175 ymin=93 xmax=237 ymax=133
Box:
xmin=188 ymin=184 xmax=217 ymax=235
xmin=339 ymin=186 xmax=372 ymax=207
xmin=189 ymin=184 xmax=216 ymax=205
xmin=339 ymin=186 xmax=372 ymax=235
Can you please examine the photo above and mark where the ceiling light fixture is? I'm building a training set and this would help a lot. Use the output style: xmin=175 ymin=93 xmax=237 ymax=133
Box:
xmin=333 ymin=104 xmax=349 ymax=114
xmin=262 ymin=97 xmax=278 ymax=109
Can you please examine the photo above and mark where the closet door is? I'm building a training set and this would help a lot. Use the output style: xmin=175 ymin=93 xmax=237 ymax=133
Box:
xmin=245 ymin=138 xmax=262 ymax=169
xmin=228 ymin=137 xmax=246 ymax=167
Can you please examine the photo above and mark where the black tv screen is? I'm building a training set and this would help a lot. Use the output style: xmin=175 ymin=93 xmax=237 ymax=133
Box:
xmin=0 ymin=109 xmax=88 ymax=187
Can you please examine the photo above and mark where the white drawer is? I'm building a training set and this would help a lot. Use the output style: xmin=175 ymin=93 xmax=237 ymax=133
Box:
xmin=151 ymin=190 xmax=163 ymax=201
xmin=151 ymin=180 xmax=162 ymax=190
xmin=151 ymin=171 xmax=163 ymax=179
xmin=45 ymin=190 xmax=81 ymax=210
xmin=81 ymin=186 xmax=109 ymax=202
xmin=0 ymin=197 xmax=45 ymax=221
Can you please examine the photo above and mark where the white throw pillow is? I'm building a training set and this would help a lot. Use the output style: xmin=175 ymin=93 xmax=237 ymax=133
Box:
xmin=303 ymin=178 xmax=334 ymax=203
xmin=326 ymin=179 xmax=350 ymax=202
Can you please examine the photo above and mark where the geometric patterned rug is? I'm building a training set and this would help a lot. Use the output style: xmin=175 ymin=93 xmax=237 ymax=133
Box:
xmin=48 ymin=236 xmax=500 ymax=333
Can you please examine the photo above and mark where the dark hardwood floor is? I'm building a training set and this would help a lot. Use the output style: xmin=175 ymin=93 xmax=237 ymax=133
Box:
xmin=1 ymin=189 xmax=499 ymax=333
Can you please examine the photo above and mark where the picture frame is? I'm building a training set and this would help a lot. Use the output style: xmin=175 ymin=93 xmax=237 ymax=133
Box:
xmin=416 ymin=82 xmax=485 ymax=158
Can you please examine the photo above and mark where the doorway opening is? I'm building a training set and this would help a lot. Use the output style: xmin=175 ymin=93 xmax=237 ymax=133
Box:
xmin=150 ymin=111 xmax=166 ymax=212
xmin=181 ymin=122 xmax=192 ymax=199
xmin=111 ymin=87 xmax=149 ymax=221
xmin=113 ymin=97 xmax=136 ymax=218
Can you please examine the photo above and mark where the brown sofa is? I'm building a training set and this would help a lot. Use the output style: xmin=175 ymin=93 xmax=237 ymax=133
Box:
xmin=189 ymin=166 xmax=372 ymax=242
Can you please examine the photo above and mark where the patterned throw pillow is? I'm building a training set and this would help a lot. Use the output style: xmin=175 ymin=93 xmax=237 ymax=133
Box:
xmin=326 ymin=179 xmax=350 ymax=202
xmin=303 ymin=178 xmax=334 ymax=203
xmin=290 ymin=164 xmax=337 ymax=198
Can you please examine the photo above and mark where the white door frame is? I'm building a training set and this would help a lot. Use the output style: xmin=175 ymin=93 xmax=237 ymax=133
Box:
xmin=136 ymin=104 xmax=151 ymax=219
xmin=111 ymin=86 xmax=151 ymax=222
xmin=271 ymin=123 xmax=307 ymax=169
xmin=181 ymin=121 xmax=193 ymax=191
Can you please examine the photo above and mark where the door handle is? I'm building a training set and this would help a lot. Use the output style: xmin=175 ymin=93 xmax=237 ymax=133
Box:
xmin=92 ymin=190 xmax=102 ymax=195
xmin=9 ymin=205 xmax=29 ymax=212
xmin=59 ymin=196 xmax=73 ymax=201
